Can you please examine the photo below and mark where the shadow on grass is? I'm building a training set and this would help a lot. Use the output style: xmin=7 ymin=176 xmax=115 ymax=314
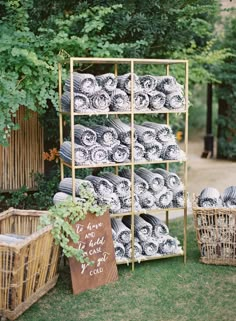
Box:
xmin=17 ymin=216 xmax=236 ymax=321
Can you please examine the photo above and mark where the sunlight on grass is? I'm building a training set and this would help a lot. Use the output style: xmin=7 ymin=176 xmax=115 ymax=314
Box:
xmin=17 ymin=216 xmax=236 ymax=321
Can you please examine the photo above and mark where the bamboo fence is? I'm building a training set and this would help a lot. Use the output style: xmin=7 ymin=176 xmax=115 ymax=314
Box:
xmin=0 ymin=106 xmax=44 ymax=191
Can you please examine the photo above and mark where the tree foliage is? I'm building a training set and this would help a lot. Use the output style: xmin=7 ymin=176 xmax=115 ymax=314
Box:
xmin=0 ymin=0 xmax=227 ymax=145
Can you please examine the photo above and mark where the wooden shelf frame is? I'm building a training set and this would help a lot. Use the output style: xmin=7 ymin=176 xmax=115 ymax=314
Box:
xmin=58 ymin=57 xmax=189 ymax=269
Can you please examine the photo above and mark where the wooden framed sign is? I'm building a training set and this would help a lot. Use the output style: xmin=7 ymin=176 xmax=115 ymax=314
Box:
xmin=69 ymin=210 xmax=118 ymax=295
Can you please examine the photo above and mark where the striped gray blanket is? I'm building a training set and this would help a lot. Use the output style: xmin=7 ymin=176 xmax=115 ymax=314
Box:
xmin=134 ymin=124 xmax=156 ymax=144
xmin=59 ymin=141 xmax=88 ymax=165
xmin=107 ymin=144 xmax=130 ymax=163
xmin=99 ymin=172 xmax=131 ymax=197
xmin=165 ymin=92 xmax=185 ymax=110
xmin=89 ymin=89 xmax=111 ymax=111
xmin=110 ymin=89 xmax=130 ymax=112
xmin=161 ymin=140 xmax=181 ymax=160
xmin=74 ymin=124 xmax=97 ymax=146
xmin=88 ymin=144 xmax=108 ymax=164
xmin=143 ymin=140 xmax=162 ymax=161
xmin=139 ymin=75 xmax=157 ymax=93
xmin=133 ymin=92 xmax=149 ymax=111
xmin=119 ymin=168 xmax=149 ymax=195
xmin=223 ymin=186 xmax=236 ymax=208
xmin=198 ymin=187 xmax=222 ymax=208
xmin=142 ymin=122 xmax=173 ymax=143
xmin=122 ymin=215 xmax=153 ymax=242
xmin=90 ymin=125 xmax=118 ymax=147
xmin=148 ymin=90 xmax=166 ymax=110
xmin=111 ymin=218 xmax=131 ymax=244
xmin=158 ymin=235 xmax=179 ymax=255
xmin=154 ymin=186 xmax=173 ymax=208
xmin=124 ymin=238 xmax=143 ymax=259
xmin=58 ymin=177 xmax=95 ymax=199
xmin=135 ymin=167 xmax=164 ymax=193
xmin=65 ymin=72 xmax=98 ymax=95
xmin=85 ymin=175 xmax=114 ymax=196
xmin=53 ymin=192 xmax=85 ymax=205
xmin=95 ymin=73 xmax=117 ymax=92
xmin=98 ymin=193 xmax=121 ymax=213
xmin=117 ymin=73 xmax=141 ymax=94
xmin=133 ymin=142 xmax=145 ymax=161
xmin=152 ymin=168 xmax=182 ymax=190
xmin=141 ymin=237 xmax=159 ymax=256
xmin=113 ymin=241 xmax=126 ymax=259
xmin=138 ymin=190 xmax=156 ymax=208
xmin=155 ymin=76 xmax=180 ymax=95
xmin=172 ymin=185 xmax=185 ymax=208
xmin=140 ymin=213 xmax=169 ymax=237
xmin=61 ymin=91 xmax=90 ymax=112
xmin=107 ymin=118 xmax=135 ymax=145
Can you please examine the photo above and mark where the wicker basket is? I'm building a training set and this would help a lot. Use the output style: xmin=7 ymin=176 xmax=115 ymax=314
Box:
xmin=192 ymin=196 xmax=236 ymax=266
xmin=0 ymin=208 xmax=60 ymax=320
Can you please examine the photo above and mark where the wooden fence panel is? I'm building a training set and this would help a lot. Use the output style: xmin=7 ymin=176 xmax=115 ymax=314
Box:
xmin=0 ymin=106 xmax=44 ymax=191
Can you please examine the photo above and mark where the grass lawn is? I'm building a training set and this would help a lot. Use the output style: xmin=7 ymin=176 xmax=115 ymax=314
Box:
xmin=17 ymin=216 xmax=236 ymax=321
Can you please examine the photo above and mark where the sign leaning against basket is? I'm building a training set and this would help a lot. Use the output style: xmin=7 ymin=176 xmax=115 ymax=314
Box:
xmin=69 ymin=210 xmax=118 ymax=295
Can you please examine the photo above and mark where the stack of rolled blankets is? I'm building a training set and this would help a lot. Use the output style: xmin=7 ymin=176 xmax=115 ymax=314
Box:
xmin=111 ymin=214 xmax=183 ymax=260
xmin=61 ymin=72 xmax=185 ymax=113
xmin=198 ymin=186 xmax=236 ymax=208
xmin=53 ymin=168 xmax=185 ymax=214
xmin=59 ymin=119 xmax=185 ymax=166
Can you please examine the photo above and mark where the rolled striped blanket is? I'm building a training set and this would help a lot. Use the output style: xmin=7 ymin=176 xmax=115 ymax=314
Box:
xmin=90 ymin=125 xmax=118 ymax=147
xmin=158 ymin=235 xmax=180 ymax=255
xmin=141 ymin=237 xmax=159 ymax=256
xmin=110 ymin=89 xmax=130 ymax=112
xmin=155 ymin=76 xmax=179 ymax=95
xmin=112 ymin=229 xmax=117 ymax=241
xmin=134 ymin=124 xmax=156 ymax=144
xmin=113 ymin=241 xmax=126 ymax=259
xmin=161 ymin=140 xmax=181 ymax=160
xmin=85 ymin=175 xmax=114 ymax=196
xmin=53 ymin=192 xmax=85 ymax=205
xmin=119 ymin=168 xmax=149 ymax=195
xmin=172 ymin=185 xmax=185 ymax=208
xmin=95 ymin=73 xmax=117 ymax=92
xmin=74 ymin=124 xmax=97 ymax=146
xmin=107 ymin=118 xmax=136 ymax=145
xmin=98 ymin=193 xmax=121 ymax=214
xmin=154 ymin=187 xmax=173 ymax=209
xmin=111 ymin=218 xmax=131 ymax=244
xmin=140 ymin=213 xmax=169 ymax=237
xmin=222 ymin=186 xmax=236 ymax=208
xmin=138 ymin=190 xmax=156 ymax=208
xmin=152 ymin=168 xmax=182 ymax=190
xmin=99 ymin=172 xmax=131 ymax=197
xmin=88 ymin=144 xmax=108 ymax=164
xmin=64 ymin=72 xmax=98 ymax=95
xmin=89 ymin=89 xmax=111 ymax=111
xmin=143 ymin=140 xmax=162 ymax=161
xmin=61 ymin=91 xmax=90 ymax=112
xmin=122 ymin=215 xmax=153 ymax=242
xmin=125 ymin=239 xmax=143 ymax=259
xmin=117 ymin=73 xmax=141 ymax=94
xmin=133 ymin=92 xmax=149 ymax=111
xmin=59 ymin=141 xmax=88 ymax=165
xmin=135 ymin=167 xmax=164 ymax=193
xmin=133 ymin=142 xmax=145 ymax=161
xmin=119 ymin=194 xmax=142 ymax=212
xmin=142 ymin=122 xmax=174 ymax=143
xmin=139 ymin=75 xmax=157 ymax=93
xmin=108 ymin=144 xmax=130 ymax=163
xmin=58 ymin=177 xmax=95 ymax=198
xmin=198 ymin=187 xmax=222 ymax=208
xmin=165 ymin=92 xmax=185 ymax=110
xmin=148 ymin=90 xmax=166 ymax=110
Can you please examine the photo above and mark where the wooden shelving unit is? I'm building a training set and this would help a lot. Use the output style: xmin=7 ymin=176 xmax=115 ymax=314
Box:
xmin=58 ymin=57 xmax=189 ymax=270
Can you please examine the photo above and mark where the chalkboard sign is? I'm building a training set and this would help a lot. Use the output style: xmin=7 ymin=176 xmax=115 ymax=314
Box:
xmin=69 ymin=210 xmax=118 ymax=295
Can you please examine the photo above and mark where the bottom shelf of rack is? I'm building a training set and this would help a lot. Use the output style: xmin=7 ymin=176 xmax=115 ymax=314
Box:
xmin=116 ymin=252 xmax=184 ymax=265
